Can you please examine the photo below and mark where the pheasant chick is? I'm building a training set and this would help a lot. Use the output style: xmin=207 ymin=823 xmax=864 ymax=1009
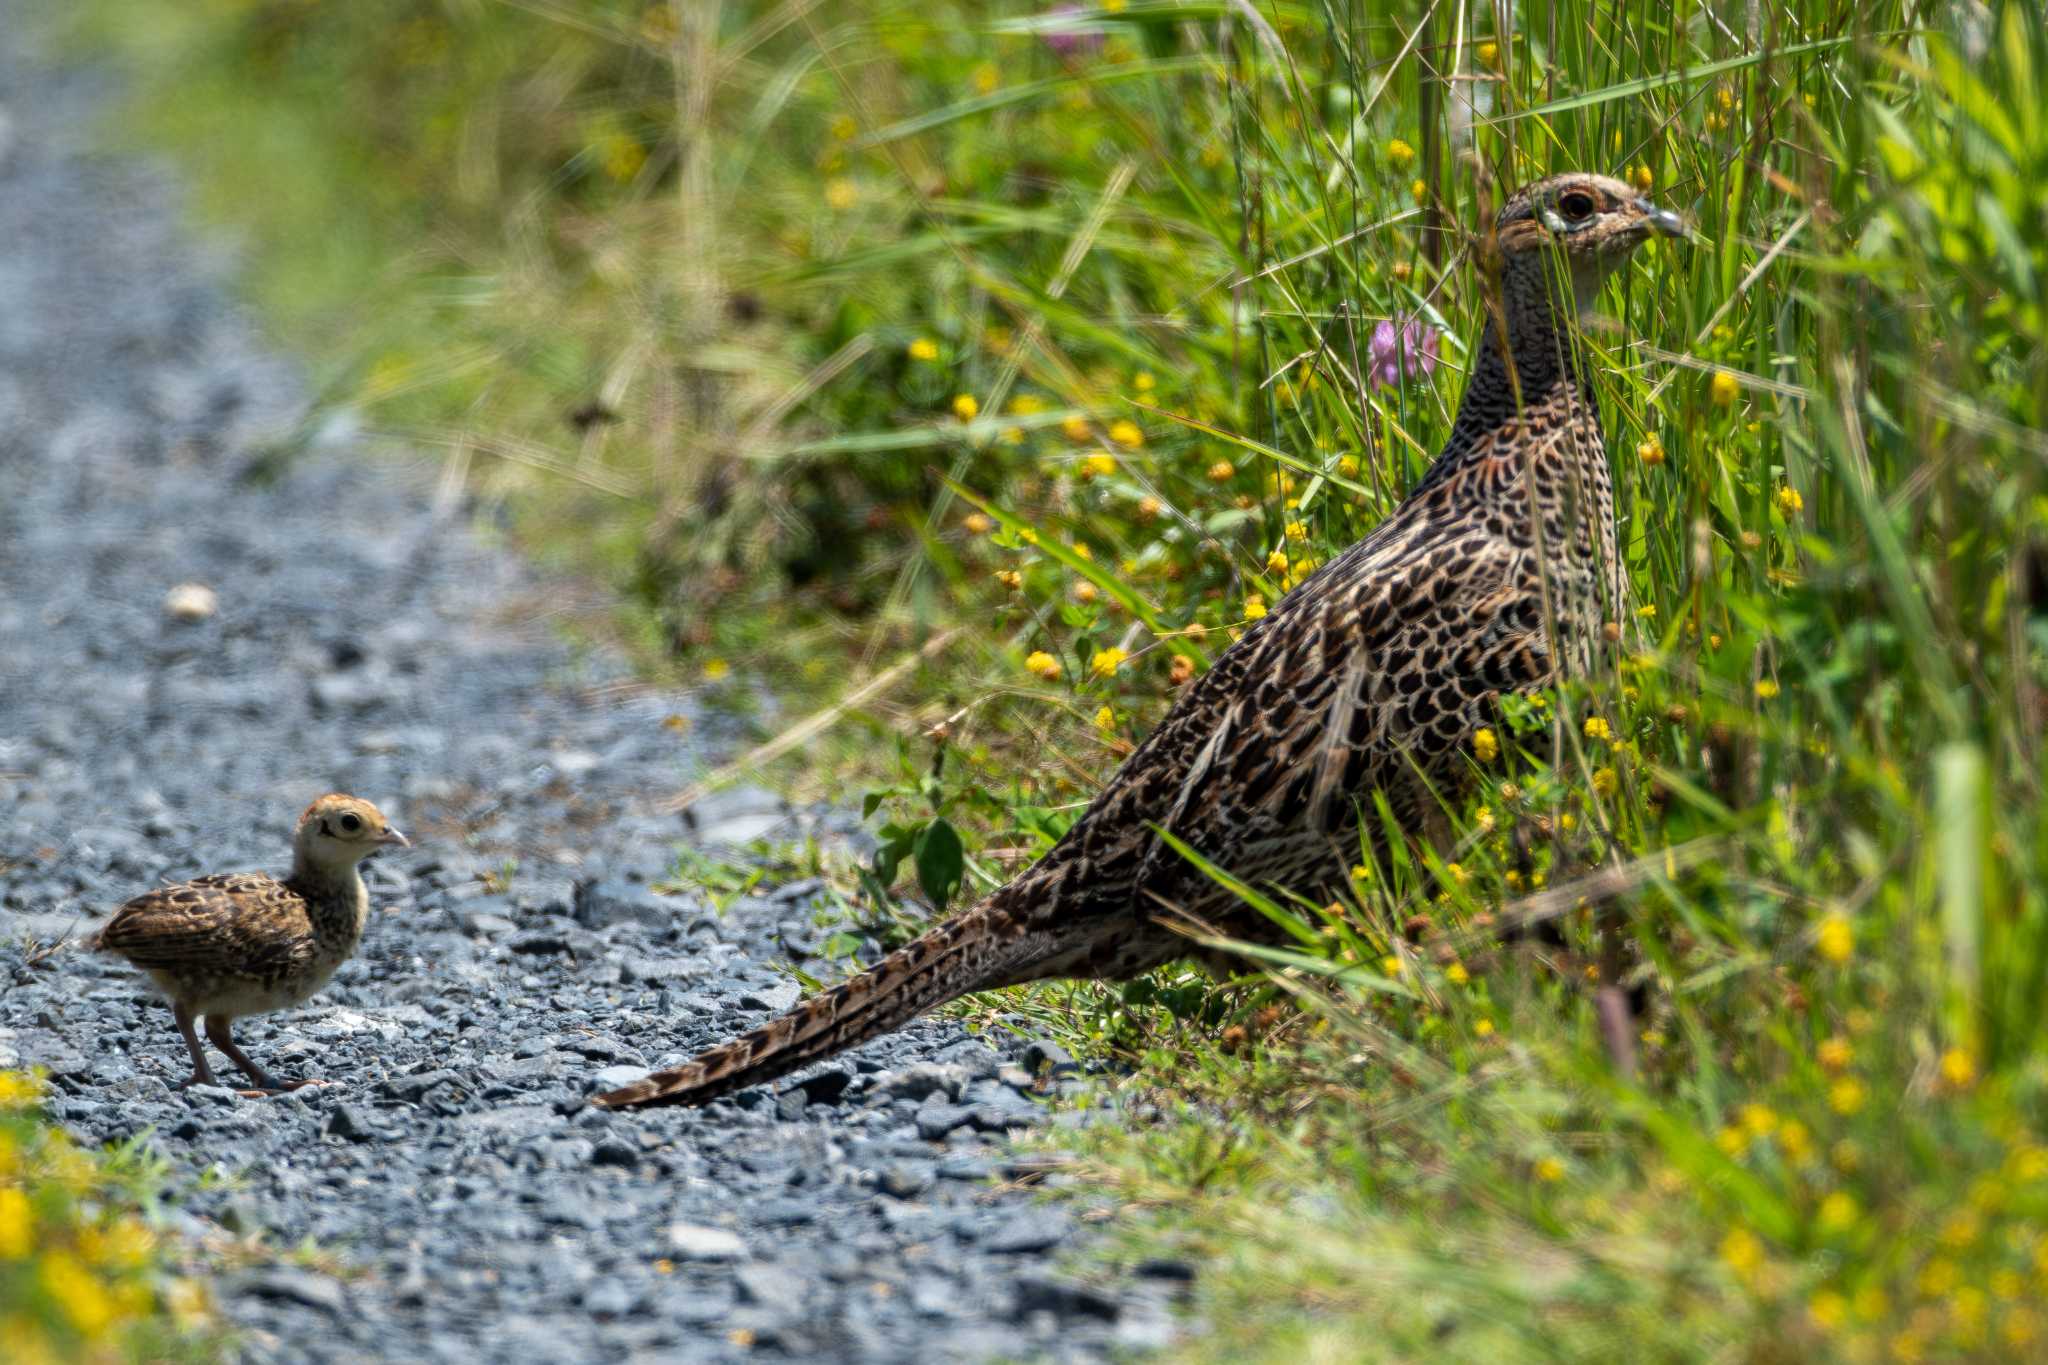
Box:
xmin=95 ymin=794 xmax=408 ymax=1095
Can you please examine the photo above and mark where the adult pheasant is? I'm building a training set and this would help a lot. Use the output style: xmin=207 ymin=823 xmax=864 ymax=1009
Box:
xmin=597 ymin=173 xmax=1684 ymax=1109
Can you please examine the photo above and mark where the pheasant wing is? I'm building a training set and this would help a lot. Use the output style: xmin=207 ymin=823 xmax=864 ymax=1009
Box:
xmin=1131 ymin=518 xmax=1550 ymax=928
xmin=96 ymin=872 xmax=317 ymax=975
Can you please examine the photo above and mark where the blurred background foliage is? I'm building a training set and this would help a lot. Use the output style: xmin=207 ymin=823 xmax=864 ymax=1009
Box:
xmin=47 ymin=0 xmax=2048 ymax=1358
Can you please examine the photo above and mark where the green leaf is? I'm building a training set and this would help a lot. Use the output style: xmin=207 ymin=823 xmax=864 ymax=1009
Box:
xmin=1934 ymin=743 xmax=1989 ymax=1048
xmin=914 ymin=818 xmax=966 ymax=913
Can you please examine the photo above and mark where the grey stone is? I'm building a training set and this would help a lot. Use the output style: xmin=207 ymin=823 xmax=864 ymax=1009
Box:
xmin=739 ymin=980 xmax=801 ymax=1013
xmin=230 ymin=1267 xmax=348 ymax=1315
xmin=667 ymin=1223 xmax=748 ymax=1261
xmin=876 ymin=1062 xmax=972 ymax=1102
xmin=915 ymin=1103 xmax=975 ymax=1140
xmin=1012 ymin=1272 xmax=1123 ymax=1321
xmin=590 ymin=1064 xmax=649 ymax=1091
xmin=734 ymin=1262 xmax=809 ymax=1309
xmin=983 ymin=1210 xmax=1073 ymax=1254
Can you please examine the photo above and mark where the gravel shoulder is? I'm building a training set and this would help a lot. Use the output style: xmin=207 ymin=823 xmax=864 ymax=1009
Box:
xmin=0 ymin=20 xmax=1178 ymax=1363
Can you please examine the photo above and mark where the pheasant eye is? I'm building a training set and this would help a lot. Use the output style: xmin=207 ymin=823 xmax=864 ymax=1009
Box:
xmin=338 ymin=812 xmax=362 ymax=833
xmin=1558 ymin=191 xmax=1597 ymax=221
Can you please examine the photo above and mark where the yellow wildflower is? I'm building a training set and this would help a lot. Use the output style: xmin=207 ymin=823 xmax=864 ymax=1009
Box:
xmin=1809 ymin=1290 xmax=1848 ymax=1332
xmin=1816 ymin=912 xmax=1853 ymax=964
xmin=1135 ymin=495 xmax=1162 ymax=522
xmin=1739 ymin=1103 xmax=1778 ymax=1139
xmin=1133 ymin=372 xmax=1155 ymax=392
xmin=1024 ymin=650 xmax=1062 ymax=681
xmin=0 ymin=1072 xmax=42 ymax=1109
xmin=829 ymin=112 xmax=858 ymax=141
xmin=1385 ymin=138 xmax=1416 ymax=169
xmin=1817 ymin=1190 xmax=1859 ymax=1233
xmin=1206 ymin=459 xmax=1236 ymax=482
xmin=1637 ymin=434 xmax=1666 ymax=466
xmin=1107 ymin=419 xmax=1144 ymax=448
xmin=1472 ymin=728 xmax=1499 ymax=763
xmin=1631 ymin=163 xmax=1655 ymax=193
xmin=1411 ymin=177 xmax=1428 ymax=206
xmin=1779 ymin=1119 xmax=1813 ymax=1161
xmin=40 ymin=1251 xmax=116 ymax=1337
xmin=994 ymin=569 xmax=1022 ymax=590
xmin=824 ymin=178 xmax=858 ymax=210
xmin=1533 ymin=1157 xmax=1564 ymax=1183
xmin=1082 ymin=452 xmax=1116 ymax=480
xmin=0 ymin=1186 xmax=31 ymax=1258
xmin=1090 ymin=647 xmax=1129 ymax=677
xmin=1350 ymin=864 xmax=1370 ymax=882
xmin=1476 ymin=41 xmax=1499 ymax=69
xmin=971 ymin=62 xmax=998 ymax=95
xmin=1941 ymin=1047 xmax=1977 ymax=1090
xmin=1445 ymin=962 xmax=1469 ymax=985
xmin=1094 ymin=706 xmax=1116 ymax=731
xmin=1591 ymin=766 xmax=1618 ymax=798
xmin=1380 ymin=955 xmax=1403 ymax=977
xmin=1242 ymin=596 xmax=1267 ymax=621
xmin=1710 ymin=369 xmax=1741 ymax=406
xmin=1715 ymin=1126 xmax=1749 ymax=1158
xmin=1074 ymin=581 xmax=1098 ymax=604
xmin=963 ymin=512 xmax=994 ymax=535
xmin=952 ymin=393 xmax=979 ymax=421
xmin=1583 ymin=716 xmax=1612 ymax=742
xmin=1919 ymin=1257 xmax=1961 ymax=1297
xmin=907 ymin=337 xmax=939 ymax=362
xmin=1719 ymin=1227 xmax=1764 ymax=1280
xmin=1755 ymin=679 xmax=1780 ymax=699
xmin=701 ymin=658 xmax=729 ymax=681
xmin=1776 ymin=485 xmax=1804 ymax=516
xmin=1010 ymin=394 xmax=1045 ymax=416
xmin=1337 ymin=455 xmax=1359 ymax=478
xmin=1474 ymin=1018 xmax=1495 ymax=1037
xmin=1062 ymin=415 xmax=1092 ymax=442
xmin=1828 ymin=1076 xmax=1867 ymax=1115
xmin=1266 ymin=550 xmax=1289 ymax=575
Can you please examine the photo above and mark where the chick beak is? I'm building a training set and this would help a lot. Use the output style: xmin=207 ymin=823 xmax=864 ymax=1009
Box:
xmin=1638 ymin=199 xmax=1688 ymax=238
xmin=378 ymin=827 xmax=411 ymax=850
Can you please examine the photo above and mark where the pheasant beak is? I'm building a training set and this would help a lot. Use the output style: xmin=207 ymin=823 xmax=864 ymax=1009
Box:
xmin=377 ymin=827 xmax=411 ymax=850
xmin=1637 ymin=199 xmax=1688 ymax=239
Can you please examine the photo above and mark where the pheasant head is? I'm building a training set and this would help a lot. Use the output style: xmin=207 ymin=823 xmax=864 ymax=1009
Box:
xmin=1493 ymin=172 xmax=1685 ymax=308
xmin=1469 ymin=172 xmax=1685 ymax=400
xmin=292 ymin=794 xmax=408 ymax=880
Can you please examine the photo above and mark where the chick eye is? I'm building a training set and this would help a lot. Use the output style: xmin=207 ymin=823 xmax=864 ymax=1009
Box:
xmin=338 ymin=812 xmax=363 ymax=833
xmin=1558 ymin=191 xmax=1597 ymax=222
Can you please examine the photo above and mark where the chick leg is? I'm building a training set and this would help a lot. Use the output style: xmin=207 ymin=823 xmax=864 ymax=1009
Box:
xmin=172 ymin=1003 xmax=223 ymax=1090
xmin=204 ymin=1015 xmax=322 ymax=1096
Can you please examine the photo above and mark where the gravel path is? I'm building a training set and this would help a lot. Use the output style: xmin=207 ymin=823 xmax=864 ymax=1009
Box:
xmin=0 ymin=22 xmax=1179 ymax=1363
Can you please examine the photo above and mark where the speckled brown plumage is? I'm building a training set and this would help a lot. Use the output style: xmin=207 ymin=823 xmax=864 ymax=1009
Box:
xmin=95 ymin=794 xmax=408 ymax=1094
xmin=595 ymin=173 xmax=1685 ymax=1110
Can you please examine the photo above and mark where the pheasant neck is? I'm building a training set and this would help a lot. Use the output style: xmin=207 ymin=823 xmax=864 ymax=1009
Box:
xmin=286 ymin=855 xmax=365 ymax=903
xmin=1424 ymin=256 xmax=1603 ymax=492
